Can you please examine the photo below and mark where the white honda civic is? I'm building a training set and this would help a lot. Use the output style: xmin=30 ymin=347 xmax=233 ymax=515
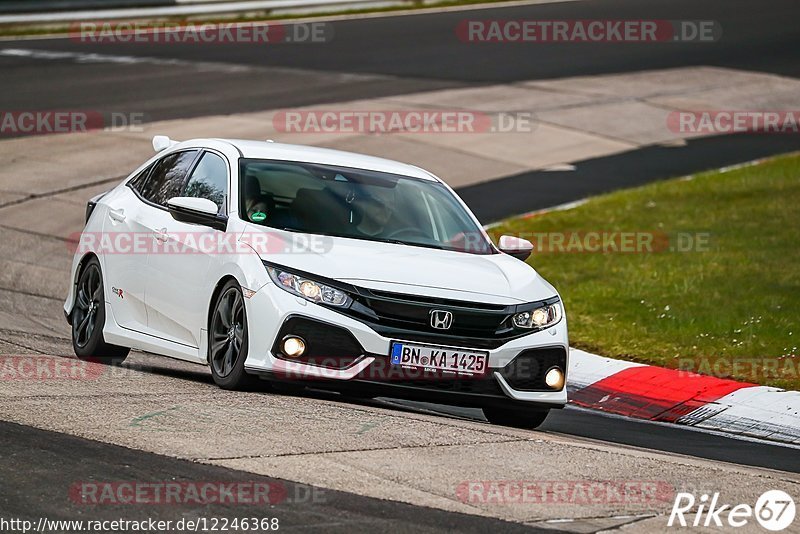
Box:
xmin=64 ymin=136 xmax=568 ymax=428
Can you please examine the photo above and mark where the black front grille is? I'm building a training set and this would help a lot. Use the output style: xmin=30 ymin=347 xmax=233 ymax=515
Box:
xmin=337 ymin=288 xmax=558 ymax=349
xmin=498 ymin=347 xmax=567 ymax=391
xmin=355 ymin=290 xmax=510 ymax=337
xmin=352 ymin=356 xmax=507 ymax=397
xmin=367 ymin=290 xmax=507 ymax=311
xmin=272 ymin=316 xmax=364 ymax=369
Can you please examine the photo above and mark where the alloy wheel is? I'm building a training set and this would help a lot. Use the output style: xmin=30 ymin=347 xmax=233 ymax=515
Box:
xmin=73 ymin=264 xmax=102 ymax=348
xmin=210 ymin=287 xmax=245 ymax=378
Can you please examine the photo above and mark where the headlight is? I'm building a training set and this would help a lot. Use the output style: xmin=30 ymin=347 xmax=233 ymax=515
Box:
xmin=513 ymin=300 xmax=563 ymax=329
xmin=266 ymin=265 xmax=351 ymax=307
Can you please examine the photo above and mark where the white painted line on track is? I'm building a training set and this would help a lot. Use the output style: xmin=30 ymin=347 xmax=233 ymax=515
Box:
xmin=0 ymin=47 xmax=253 ymax=73
xmin=483 ymin=198 xmax=588 ymax=229
xmin=0 ymin=46 xmax=401 ymax=82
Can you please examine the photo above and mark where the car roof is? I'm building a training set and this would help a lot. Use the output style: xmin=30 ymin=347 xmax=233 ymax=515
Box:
xmin=212 ymin=139 xmax=439 ymax=182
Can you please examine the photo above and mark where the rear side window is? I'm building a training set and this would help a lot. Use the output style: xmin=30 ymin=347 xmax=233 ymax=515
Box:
xmin=128 ymin=165 xmax=152 ymax=194
xmin=183 ymin=152 xmax=228 ymax=214
xmin=138 ymin=150 xmax=199 ymax=206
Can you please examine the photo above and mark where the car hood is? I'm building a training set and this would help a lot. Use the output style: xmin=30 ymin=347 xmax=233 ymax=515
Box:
xmin=242 ymin=225 xmax=558 ymax=304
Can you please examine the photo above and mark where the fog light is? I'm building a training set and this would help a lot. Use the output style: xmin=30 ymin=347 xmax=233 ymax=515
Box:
xmin=544 ymin=367 xmax=564 ymax=389
xmin=281 ymin=336 xmax=306 ymax=358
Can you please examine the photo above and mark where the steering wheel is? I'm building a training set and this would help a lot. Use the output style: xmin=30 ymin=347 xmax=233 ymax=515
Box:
xmin=384 ymin=227 xmax=431 ymax=240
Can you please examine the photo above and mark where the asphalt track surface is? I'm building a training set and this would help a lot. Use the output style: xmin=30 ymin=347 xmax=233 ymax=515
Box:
xmin=461 ymin=132 xmax=800 ymax=221
xmin=358 ymin=397 xmax=800 ymax=474
xmin=1 ymin=0 xmax=799 ymax=121
xmin=2 ymin=0 xmax=800 ymax=528
xmin=0 ymin=420 xmax=546 ymax=533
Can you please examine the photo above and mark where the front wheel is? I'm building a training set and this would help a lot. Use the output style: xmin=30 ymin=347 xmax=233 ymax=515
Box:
xmin=71 ymin=257 xmax=129 ymax=364
xmin=483 ymin=406 xmax=549 ymax=429
xmin=208 ymin=280 xmax=258 ymax=390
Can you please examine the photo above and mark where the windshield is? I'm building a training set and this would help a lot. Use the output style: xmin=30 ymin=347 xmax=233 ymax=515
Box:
xmin=239 ymin=159 xmax=495 ymax=254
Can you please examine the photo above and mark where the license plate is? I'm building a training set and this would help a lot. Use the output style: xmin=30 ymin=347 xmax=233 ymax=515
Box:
xmin=390 ymin=341 xmax=489 ymax=376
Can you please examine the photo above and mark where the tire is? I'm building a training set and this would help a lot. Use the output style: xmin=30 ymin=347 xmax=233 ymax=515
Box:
xmin=208 ymin=280 xmax=258 ymax=390
xmin=71 ymin=257 xmax=129 ymax=364
xmin=483 ymin=406 xmax=549 ymax=429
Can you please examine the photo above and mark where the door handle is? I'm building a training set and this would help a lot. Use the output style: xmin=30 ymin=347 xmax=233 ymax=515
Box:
xmin=108 ymin=208 xmax=126 ymax=222
xmin=153 ymin=228 xmax=168 ymax=242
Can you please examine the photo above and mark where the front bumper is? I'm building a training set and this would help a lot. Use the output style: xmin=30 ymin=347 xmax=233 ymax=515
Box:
xmin=243 ymin=282 xmax=568 ymax=409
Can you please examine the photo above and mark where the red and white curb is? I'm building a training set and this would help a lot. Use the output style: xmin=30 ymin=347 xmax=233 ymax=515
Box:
xmin=567 ymin=349 xmax=800 ymax=446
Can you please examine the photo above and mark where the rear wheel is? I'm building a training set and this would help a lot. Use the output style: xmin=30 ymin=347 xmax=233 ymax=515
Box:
xmin=483 ymin=406 xmax=549 ymax=429
xmin=209 ymin=280 xmax=258 ymax=390
xmin=71 ymin=257 xmax=129 ymax=364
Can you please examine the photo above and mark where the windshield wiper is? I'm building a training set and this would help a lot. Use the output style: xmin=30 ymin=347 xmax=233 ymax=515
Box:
xmin=379 ymin=239 xmax=444 ymax=250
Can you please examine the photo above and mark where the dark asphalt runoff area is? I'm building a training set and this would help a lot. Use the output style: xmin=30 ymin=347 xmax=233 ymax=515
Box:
xmin=2 ymin=0 xmax=800 ymax=528
xmin=0 ymin=420 xmax=549 ymax=533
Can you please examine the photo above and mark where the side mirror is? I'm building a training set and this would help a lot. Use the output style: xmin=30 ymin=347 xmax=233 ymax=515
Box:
xmin=167 ymin=197 xmax=227 ymax=231
xmin=152 ymin=135 xmax=177 ymax=152
xmin=498 ymin=234 xmax=533 ymax=261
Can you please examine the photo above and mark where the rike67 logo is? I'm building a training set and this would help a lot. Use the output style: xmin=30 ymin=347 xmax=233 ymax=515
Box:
xmin=668 ymin=490 xmax=795 ymax=531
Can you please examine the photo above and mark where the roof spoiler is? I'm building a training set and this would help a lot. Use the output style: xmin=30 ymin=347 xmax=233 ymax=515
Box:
xmin=152 ymin=135 xmax=179 ymax=152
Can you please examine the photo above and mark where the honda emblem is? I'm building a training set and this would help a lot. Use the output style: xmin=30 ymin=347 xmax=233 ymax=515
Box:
xmin=430 ymin=310 xmax=454 ymax=330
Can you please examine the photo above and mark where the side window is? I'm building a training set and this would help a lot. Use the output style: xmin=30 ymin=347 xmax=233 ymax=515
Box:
xmin=128 ymin=165 xmax=152 ymax=194
xmin=183 ymin=152 xmax=228 ymax=214
xmin=139 ymin=150 xmax=199 ymax=206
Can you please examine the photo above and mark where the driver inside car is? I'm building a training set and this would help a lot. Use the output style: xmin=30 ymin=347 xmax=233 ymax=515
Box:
xmin=354 ymin=191 xmax=393 ymax=237
xmin=244 ymin=174 xmax=273 ymax=223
